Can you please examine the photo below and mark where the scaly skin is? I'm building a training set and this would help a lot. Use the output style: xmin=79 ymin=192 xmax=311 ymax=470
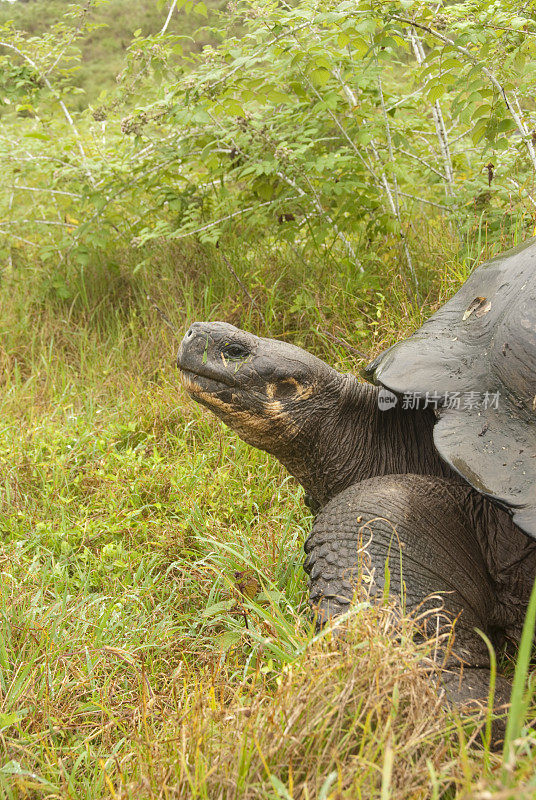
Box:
xmin=177 ymin=321 xmax=536 ymax=684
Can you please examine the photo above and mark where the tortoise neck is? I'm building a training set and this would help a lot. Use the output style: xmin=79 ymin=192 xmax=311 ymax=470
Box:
xmin=274 ymin=375 xmax=456 ymax=509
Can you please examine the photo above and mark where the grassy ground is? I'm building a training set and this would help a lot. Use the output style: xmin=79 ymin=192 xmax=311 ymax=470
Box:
xmin=1 ymin=229 xmax=536 ymax=798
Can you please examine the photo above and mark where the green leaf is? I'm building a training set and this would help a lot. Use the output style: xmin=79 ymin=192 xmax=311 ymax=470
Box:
xmin=0 ymin=712 xmax=20 ymax=731
xmin=354 ymin=19 xmax=377 ymax=34
xmin=24 ymin=131 xmax=50 ymax=141
xmin=219 ymin=98 xmax=245 ymax=116
xmin=471 ymin=117 xmax=488 ymax=144
xmin=496 ymin=118 xmax=516 ymax=133
xmin=269 ymin=775 xmax=293 ymax=800
xmin=194 ymin=1 xmax=207 ymax=17
xmin=350 ymin=36 xmax=370 ymax=58
xmin=427 ymin=83 xmax=446 ymax=104
xmin=510 ymin=16 xmax=530 ymax=29
xmin=202 ymin=600 xmax=234 ymax=618
xmin=309 ymin=68 xmax=330 ymax=87
xmin=471 ymin=103 xmax=492 ymax=122
xmin=313 ymin=56 xmax=331 ymax=71
xmin=266 ymin=90 xmax=292 ymax=104
xmin=217 ymin=630 xmax=243 ymax=650
xmin=441 ymin=58 xmax=462 ymax=70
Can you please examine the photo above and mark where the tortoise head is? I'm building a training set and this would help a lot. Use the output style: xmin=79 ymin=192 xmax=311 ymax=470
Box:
xmin=177 ymin=321 xmax=449 ymax=509
xmin=177 ymin=321 xmax=343 ymax=453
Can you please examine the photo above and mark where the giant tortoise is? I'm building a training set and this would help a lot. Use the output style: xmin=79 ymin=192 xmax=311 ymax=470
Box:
xmin=177 ymin=237 xmax=536 ymax=699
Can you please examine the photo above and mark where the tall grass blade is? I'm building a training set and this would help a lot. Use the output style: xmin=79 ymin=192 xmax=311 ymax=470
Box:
xmin=502 ymin=575 xmax=536 ymax=776
xmin=475 ymin=628 xmax=497 ymax=771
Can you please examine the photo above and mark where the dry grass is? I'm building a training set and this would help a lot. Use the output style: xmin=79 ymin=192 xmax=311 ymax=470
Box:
xmin=118 ymin=606 xmax=470 ymax=800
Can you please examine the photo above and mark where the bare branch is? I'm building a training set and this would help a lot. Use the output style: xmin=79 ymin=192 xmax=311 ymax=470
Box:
xmin=147 ymin=295 xmax=180 ymax=336
xmin=408 ymin=28 xmax=454 ymax=193
xmin=160 ymin=0 xmax=178 ymax=36
xmin=396 ymin=148 xmax=448 ymax=181
xmin=13 ymin=185 xmax=81 ymax=198
xmin=508 ymin=178 xmax=536 ymax=210
xmin=376 ymin=68 xmax=401 ymax=216
xmin=369 ymin=138 xmax=420 ymax=302
xmin=2 ymin=219 xmax=73 ymax=227
xmin=0 ymin=231 xmax=38 ymax=246
xmin=398 ymin=191 xmax=453 ymax=210
xmin=168 ymin=196 xmax=301 ymax=240
xmin=385 ymin=81 xmax=433 ymax=112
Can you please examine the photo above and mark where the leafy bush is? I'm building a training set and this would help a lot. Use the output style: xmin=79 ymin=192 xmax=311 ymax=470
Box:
xmin=0 ymin=0 xmax=535 ymax=291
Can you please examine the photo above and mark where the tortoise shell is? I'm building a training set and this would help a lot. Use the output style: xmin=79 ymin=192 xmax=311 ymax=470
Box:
xmin=366 ymin=237 xmax=536 ymax=539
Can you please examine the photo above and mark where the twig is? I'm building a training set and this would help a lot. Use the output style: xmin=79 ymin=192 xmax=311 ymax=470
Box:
xmin=44 ymin=1 xmax=91 ymax=78
xmin=408 ymin=28 xmax=454 ymax=193
xmin=385 ymin=82 xmax=433 ymax=112
xmin=160 ymin=0 xmax=178 ymax=36
xmin=373 ymin=57 xmax=420 ymax=303
xmin=369 ymin=138 xmax=421 ymax=304
xmin=0 ymin=231 xmax=38 ymax=246
xmin=320 ymin=330 xmax=369 ymax=360
xmin=1 ymin=219 xmax=73 ymax=227
xmin=146 ymin=295 xmax=180 ymax=337
xmin=398 ymin=191 xmax=453 ymax=210
xmin=219 ymin=250 xmax=267 ymax=326
xmin=396 ymin=149 xmax=448 ymax=181
xmin=508 ymin=178 xmax=536 ymax=210
xmin=13 ymin=185 xmax=81 ymax=197
xmin=486 ymin=22 xmax=536 ymax=37
xmin=376 ymin=69 xmax=401 ymax=216
xmin=448 ymin=128 xmax=473 ymax=145
xmin=170 ymin=196 xmax=300 ymax=240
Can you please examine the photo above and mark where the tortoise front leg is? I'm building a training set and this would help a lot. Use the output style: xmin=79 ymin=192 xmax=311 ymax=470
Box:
xmin=303 ymin=473 xmax=503 ymax=668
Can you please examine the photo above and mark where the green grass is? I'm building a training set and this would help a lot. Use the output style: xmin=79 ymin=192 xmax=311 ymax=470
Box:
xmin=1 ymin=229 xmax=536 ymax=798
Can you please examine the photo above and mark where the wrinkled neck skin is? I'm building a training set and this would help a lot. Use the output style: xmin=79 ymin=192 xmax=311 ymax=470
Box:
xmin=268 ymin=374 xmax=457 ymax=509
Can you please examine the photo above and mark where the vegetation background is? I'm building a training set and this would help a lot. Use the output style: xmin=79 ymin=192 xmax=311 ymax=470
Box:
xmin=0 ymin=0 xmax=535 ymax=797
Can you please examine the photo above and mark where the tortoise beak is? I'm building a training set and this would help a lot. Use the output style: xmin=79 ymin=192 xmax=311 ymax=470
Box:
xmin=176 ymin=322 xmax=213 ymax=373
xmin=177 ymin=322 xmax=235 ymax=387
xmin=176 ymin=322 xmax=205 ymax=370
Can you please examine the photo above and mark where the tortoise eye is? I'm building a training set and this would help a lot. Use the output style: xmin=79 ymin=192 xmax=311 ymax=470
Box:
xmin=223 ymin=343 xmax=249 ymax=360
